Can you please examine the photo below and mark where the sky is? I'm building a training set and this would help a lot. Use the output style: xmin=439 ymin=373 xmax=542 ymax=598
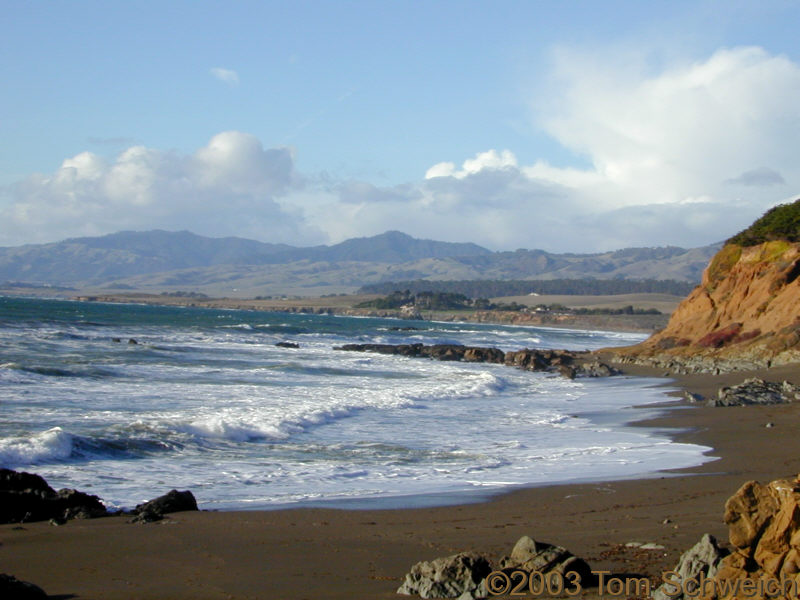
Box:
xmin=1 ymin=0 xmax=799 ymax=252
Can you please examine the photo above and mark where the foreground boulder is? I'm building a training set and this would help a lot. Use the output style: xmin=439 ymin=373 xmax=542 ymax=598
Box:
xmin=397 ymin=536 xmax=590 ymax=599
xmin=690 ymin=475 xmax=800 ymax=599
xmin=0 ymin=468 xmax=107 ymax=524
xmin=397 ymin=551 xmax=491 ymax=599
xmin=0 ymin=574 xmax=47 ymax=599
xmin=652 ymin=534 xmax=729 ymax=600
xmin=498 ymin=536 xmax=592 ymax=586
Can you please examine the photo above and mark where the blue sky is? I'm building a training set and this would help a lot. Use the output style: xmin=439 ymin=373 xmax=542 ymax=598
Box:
xmin=2 ymin=0 xmax=799 ymax=252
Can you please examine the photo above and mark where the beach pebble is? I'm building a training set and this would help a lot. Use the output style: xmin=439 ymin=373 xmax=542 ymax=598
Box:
xmin=765 ymin=422 xmax=775 ymax=428
xmin=639 ymin=542 xmax=666 ymax=550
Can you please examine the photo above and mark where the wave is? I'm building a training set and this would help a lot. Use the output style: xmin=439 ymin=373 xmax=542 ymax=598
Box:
xmin=7 ymin=364 xmax=123 ymax=380
xmin=0 ymin=427 xmax=74 ymax=466
xmin=0 ymin=425 xmax=186 ymax=468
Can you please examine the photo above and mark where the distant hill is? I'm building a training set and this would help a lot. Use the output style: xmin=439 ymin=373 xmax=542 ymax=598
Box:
xmin=257 ymin=231 xmax=492 ymax=264
xmin=0 ymin=230 xmax=292 ymax=283
xmin=0 ymin=229 xmax=720 ymax=297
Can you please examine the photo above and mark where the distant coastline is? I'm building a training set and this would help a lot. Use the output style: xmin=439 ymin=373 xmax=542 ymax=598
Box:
xmin=67 ymin=291 xmax=672 ymax=333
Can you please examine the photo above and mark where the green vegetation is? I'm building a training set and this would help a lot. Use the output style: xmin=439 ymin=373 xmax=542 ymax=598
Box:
xmin=706 ymin=244 xmax=743 ymax=288
xmin=727 ymin=198 xmax=800 ymax=246
xmin=359 ymin=278 xmax=695 ymax=297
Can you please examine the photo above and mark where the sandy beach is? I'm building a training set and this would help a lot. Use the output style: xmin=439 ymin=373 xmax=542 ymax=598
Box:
xmin=1 ymin=363 xmax=798 ymax=599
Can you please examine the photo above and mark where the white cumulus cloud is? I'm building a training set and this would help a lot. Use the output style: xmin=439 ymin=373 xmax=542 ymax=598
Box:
xmin=316 ymin=45 xmax=800 ymax=251
xmin=0 ymin=132 xmax=318 ymax=246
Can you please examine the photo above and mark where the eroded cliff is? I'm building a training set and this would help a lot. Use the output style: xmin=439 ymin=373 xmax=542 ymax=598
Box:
xmin=614 ymin=200 xmax=800 ymax=373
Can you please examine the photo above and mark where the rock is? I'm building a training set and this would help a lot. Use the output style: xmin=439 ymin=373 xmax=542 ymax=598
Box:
xmin=711 ymin=378 xmax=800 ymax=406
xmin=626 ymin=541 xmax=665 ymax=550
xmin=574 ymin=360 xmax=620 ymax=378
xmin=0 ymin=468 xmax=107 ymax=524
xmin=462 ymin=347 xmax=505 ymax=364
xmin=397 ymin=551 xmax=491 ymax=599
xmin=336 ymin=344 xmax=616 ymax=379
xmin=652 ymin=534 xmax=728 ymax=600
xmin=683 ymin=392 xmax=704 ymax=403
xmin=275 ymin=341 xmax=300 ymax=348
xmin=683 ymin=475 xmax=800 ymax=598
xmin=128 ymin=505 xmax=164 ymax=524
xmin=128 ymin=338 xmax=138 ymax=344
xmin=498 ymin=536 xmax=592 ymax=584
xmin=0 ymin=573 xmax=47 ymax=599
xmin=134 ymin=489 xmax=198 ymax=516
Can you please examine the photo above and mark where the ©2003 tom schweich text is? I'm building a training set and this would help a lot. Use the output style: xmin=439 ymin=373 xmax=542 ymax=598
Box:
xmin=485 ymin=569 xmax=800 ymax=597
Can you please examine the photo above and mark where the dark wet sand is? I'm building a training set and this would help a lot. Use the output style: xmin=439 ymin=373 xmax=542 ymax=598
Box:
xmin=2 ymin=363 xmax=799 ymax=599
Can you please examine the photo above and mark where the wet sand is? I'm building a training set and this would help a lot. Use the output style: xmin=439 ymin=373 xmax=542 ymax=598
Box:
xmin=2 ymin=364 xmax=799 ymax=599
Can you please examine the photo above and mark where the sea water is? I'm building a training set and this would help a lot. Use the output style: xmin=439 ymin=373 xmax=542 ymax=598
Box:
xmin=0 ymin=296 xmax=711 ymax=510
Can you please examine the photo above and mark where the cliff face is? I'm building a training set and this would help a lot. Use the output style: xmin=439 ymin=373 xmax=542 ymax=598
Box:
xmin=614 ymin=204 xmax=800 ymax=372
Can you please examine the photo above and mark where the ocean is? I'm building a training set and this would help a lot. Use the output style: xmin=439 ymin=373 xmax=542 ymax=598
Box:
xmin=0 ymin=296 xmax=712 ymax=511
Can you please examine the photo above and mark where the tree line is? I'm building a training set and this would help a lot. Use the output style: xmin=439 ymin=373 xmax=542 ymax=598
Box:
xmin=358 ymin=278 xmax=695 ymax=298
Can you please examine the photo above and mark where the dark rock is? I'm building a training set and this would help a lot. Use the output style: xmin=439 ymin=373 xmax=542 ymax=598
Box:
xmin=397 ymin=551 xmax=491 ymax=599
xmin=652 ymin=534 xmax=728 ymax=600
xmin=128 ymin=505 xmax=164 ymax=523
xmin=574 ymin=360 xmax=620 ymax=378
xmin=112 ymin=337 xmax=121 ymax=342
xmin=128 ymin=338 xmax=138 ymax=344
xmin=711 ymin=377 xmax=800 ymax=407
xmin=0 ymin=573 xmax=47 ymax=599
xmin=134 ymin=489 xmax=198 ymax=516
xmin=463 ymin=347 xmax=505 ymax=364
xmin=275 ymin=341 xmax=300 ymax=348
xmin=337 ymin=343 xmax=618 ymax=379
xmin=0 ymin=468 xmax=107 ymax=524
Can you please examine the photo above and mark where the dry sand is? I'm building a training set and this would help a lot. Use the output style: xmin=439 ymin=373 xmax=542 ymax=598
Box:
xmin=2 ymin=364 xmax=799 ymax=599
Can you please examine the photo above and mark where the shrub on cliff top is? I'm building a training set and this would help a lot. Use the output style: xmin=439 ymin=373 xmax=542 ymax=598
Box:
xmin=728 ymin=198 xmax=800 ymax=246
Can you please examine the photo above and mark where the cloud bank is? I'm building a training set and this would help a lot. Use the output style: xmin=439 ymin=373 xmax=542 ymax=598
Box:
xmin=1 ymin=132 xmax=316 ymax=246
xmin=2 ymin=46 xmax=798 ymax=252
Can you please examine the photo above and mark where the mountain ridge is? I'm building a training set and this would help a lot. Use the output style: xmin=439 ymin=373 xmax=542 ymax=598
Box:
xmin=0 ymin=229 xmax=720 ymax=296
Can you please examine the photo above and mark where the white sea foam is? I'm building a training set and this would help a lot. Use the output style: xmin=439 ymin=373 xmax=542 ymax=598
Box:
xmin=0 ymin=298 xmax=714 ymax=510
xmin=0 ymin=427 xmax=74 ymax=466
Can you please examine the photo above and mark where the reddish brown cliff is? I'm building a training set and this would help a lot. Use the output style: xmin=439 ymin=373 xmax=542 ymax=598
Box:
xmin=614 ymin=201 xmax=800 ymax=373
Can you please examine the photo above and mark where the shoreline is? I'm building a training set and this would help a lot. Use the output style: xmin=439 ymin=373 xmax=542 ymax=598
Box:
xmin=59 ymin=292 xmax=669 ymax=333
xmin=3 ymin=363 xmax=799 ymax=598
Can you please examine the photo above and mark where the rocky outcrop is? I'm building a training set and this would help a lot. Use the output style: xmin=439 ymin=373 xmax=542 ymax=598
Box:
xmin=397 ymin=552 xmax=491 ymax=599
xmin=337 ymin=343 xmax=618 ymax=378
xmin=612 ymin=202 xmax=800 ymax=373
xmin=711 ymin=378 xmax=800 ymax=407
xmin=0 ymin=468 xmax=107 ymax=524
xmin=696 ymin=475 xmax=800 ymax=599
xmin=652 ymin=534 xmax=729 ymax=600
xmin=335 ymin=343 xmax=506 ymax=364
